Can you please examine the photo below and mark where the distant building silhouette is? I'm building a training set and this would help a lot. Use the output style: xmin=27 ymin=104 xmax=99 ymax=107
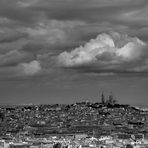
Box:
xmin=101 ymin=92 xmax=105 ymax=104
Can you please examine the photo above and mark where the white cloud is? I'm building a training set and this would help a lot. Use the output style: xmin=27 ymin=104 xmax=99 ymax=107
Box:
xmin=58 ymin=32 xmax=148 ymax=73
xmin=17 ymin=60 xmax=41 ymax=76
xmin=0 ymin=60 xmax=41 ymax=78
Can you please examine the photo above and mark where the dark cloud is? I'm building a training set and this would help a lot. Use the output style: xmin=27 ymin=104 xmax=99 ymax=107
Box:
xmin=0 ymin=0 xmax=39 ymax=24
xmin=0 ymin=0 xmax=148 ymax=78
xmin=0 ymin=31 xmax=28 ymax=43
xmin=28 ymin=0 xmax=148 ymax=24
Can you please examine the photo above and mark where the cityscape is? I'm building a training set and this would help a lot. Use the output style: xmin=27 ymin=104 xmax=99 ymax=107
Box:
xmin=0 ymin=0 xmax=148 ymax=148
xmin=0 ymin=94 xmax=148 ymax=148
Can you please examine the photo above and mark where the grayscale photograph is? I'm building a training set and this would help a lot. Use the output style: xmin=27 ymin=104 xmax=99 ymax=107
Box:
xmin=0 ymin=0 xmax=148 ymax=148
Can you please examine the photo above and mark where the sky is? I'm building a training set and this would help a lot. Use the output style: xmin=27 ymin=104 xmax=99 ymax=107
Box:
xmin=0 ymin=0 xmax=148 ymax=105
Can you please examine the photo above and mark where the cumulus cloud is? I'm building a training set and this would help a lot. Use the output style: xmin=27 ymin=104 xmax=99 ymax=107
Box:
xmin=58 ymin=32 xmax=148 ymax=73
xmin=17 ymin=60 xmax=41 ymax=76
xmin=0 ymin=60 xmax=41 ymax=78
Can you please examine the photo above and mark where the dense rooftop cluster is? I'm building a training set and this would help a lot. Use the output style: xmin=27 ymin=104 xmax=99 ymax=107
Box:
xmin=0 ymin=101 xmax=148 ymax=138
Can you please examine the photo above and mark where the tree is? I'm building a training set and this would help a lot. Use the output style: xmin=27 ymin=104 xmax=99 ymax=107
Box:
xmin=126 ymin=144 xmax=133 ymax=148
xmin=53 ymin=143 xmax=61 ymax=148
xmin=0 ymin=112 xmax=4 ymax=121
